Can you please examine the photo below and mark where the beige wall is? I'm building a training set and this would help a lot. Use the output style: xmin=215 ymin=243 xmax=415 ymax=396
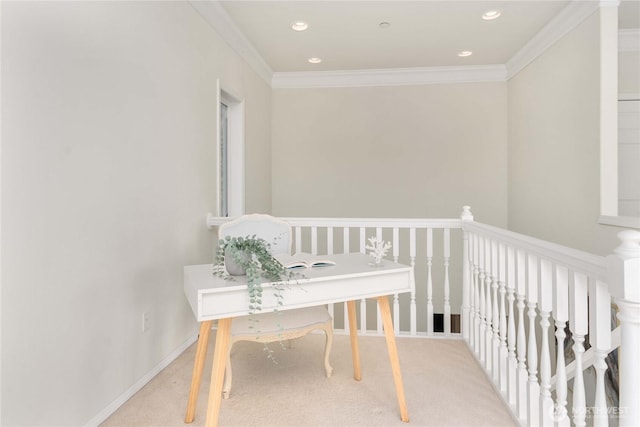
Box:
xmin=508 ymin=11 xmax=622 ymax=255
xmin=1 ymin=2 xmax=271 ymax=424
xmin=620 ymin=51 xmax=640 ymax=94
xmin=244 ymin=72 xmax=274 ymax=214
xmin=272 ymin=83 xmax=508 ymax=226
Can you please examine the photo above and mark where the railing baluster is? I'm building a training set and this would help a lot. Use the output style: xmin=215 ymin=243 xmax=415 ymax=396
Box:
xmin=506 ymin=246 xmax=517 ymax=406
xmin=444 ymin=228 xmax=451 ymax=335
xmin=498 ymin=243 xmax=508 ymax=394
xmin=311 ymin=226 xmax=318 ymax=255
xmin=467 ymin=232 xmax=476 ymax=347
xmin=553 ymin=265 xmax=569 ymax=427
xmin=516 ymin=249 xmax=528 ymax=421
xmin=473 ymin=233 xmax=481 ymax=355
xmin=478 ymin=236 xmax=486 ymax=364
xmin=526 ymin=254 xmax=540 ymax=427
xmin=392 ymin=228 xmax=400 ymax=334
xmin=327 ymin=227 xmax=334 ymax=256
xmin=327 ymin=304 xmax=335 ymax=325
xmin=484 ymin=237 xmax=493 ymax=372
xmin=461 ymin=206 xmax=474 ymax=341
xmin=343 ymin=303 xmax=349 ymax=334
xmin=343 ymin=227 xmax=350 ymax=254
xmin=491 ymin=239 xmax=500 ymax=381
xmin=393 ymin=299 xmax=400 ymax=335
xmin=409 ymin=227 xmax=417 ymax=336
xmin=570 ymin=272 xmax=588 ymax=427
xmin=392 ymin=228 xmax=399 ymax=262
xmin=462 ymin=226 xmax=471 ymax=341
xmin=376 ymin=227 xmax=384 ymax=335
xmin=538 ymin=259 xmax=553 ymax=427
xmin=589 ymin=278 xmax=611 ymax=427
xmin=360 ymin=301 xmax=367 ymax=334
xmin=359 ymin=227 xmax=366 ymax=334
xmin=326 ymin=226 xmax=335 ymax=323
xmin=343 ymin=227 xmax=350 ymax=334
xmin=426 ymin=228 xmax=434 ymax=336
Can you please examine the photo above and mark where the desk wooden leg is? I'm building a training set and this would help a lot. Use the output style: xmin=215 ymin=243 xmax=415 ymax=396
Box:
xmin=205 ymin=317 xmax=232 ymax=427
xmin=377 ymin=296 xmax=409 ymax=423
xmin=185 ymin=320 xmax=212 ymax=423
xmin=346 ymin=300 xmax=361 ymax=381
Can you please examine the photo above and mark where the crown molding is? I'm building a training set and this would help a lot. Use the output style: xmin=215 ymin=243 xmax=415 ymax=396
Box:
xmin=620 ymin=29 xmax=640 ymax=52
xmin=506 ymin=0 xmax=601 ymax=80
xmin=189 ymin=0 xmax=273 ymax=85
xmin=272 ymin=65 xmax=508 ymax=89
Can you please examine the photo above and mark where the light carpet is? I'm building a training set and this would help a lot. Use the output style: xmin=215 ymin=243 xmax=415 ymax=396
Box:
xmin=101 ymin=334 xmax=518 ymax=427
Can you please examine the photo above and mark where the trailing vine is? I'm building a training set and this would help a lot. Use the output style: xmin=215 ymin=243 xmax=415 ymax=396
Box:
xmin=213 ymin=234 xmax=300 ymax=361
xmin=214 ymin=234 xmax=295 ymax=315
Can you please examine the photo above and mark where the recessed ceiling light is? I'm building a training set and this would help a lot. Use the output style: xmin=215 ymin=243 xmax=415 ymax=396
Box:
xmin=458 ymin=51 xmax=473 ymax=57
xmin=291 ymin=21 xmax=308 ymax=31
xmin=379 ymin=22 xmax=391 ymax=29
xmin=482 ymin=10 xmax=501 ymax=20
xmin=308 ymin=57 xmax=322 ymax=64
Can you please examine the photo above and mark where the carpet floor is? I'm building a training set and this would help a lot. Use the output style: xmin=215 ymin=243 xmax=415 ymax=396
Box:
xmin=101 ymin=334 xmax=517 ymax=427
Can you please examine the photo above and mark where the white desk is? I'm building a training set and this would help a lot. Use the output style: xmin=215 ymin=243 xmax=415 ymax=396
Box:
xmin=183 ymin=252 xmax=413 ymax=426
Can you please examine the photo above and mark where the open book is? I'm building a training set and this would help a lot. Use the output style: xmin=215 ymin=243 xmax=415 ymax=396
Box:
xmin=274 ymin=253 xmax=337 ymax=270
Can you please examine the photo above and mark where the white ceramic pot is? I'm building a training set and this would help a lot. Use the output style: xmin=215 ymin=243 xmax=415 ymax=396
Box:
xmin=224 ymin=248 xmax=249 ymax=276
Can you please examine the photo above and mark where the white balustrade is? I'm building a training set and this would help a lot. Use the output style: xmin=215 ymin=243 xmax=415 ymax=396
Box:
xmin=590 ymin=278 xmax=611 ymax=427
xmin=205 ymin=209 xmax=638 ymax=427
xmin=491 ymin=240 xmax=500 ymax=381
xmin=498 ymin=243 xmax=508 ymax=394
xmin=359 ymin=227 xmax=367 ymax=335
xmin=506 ymin=246 xmax=518 ymax=407
xmin=444 ymin=228 xmax=451 ymax=335
xmin=426 ymin=228 xmax=434 ymax=336
xmin=461 ymin=206 xmax=473 ymax=343
xmin=553 ymin=265 xmax=570 ymax=427
xmin=479 ymin=236 xmax=487 ymax=365
xmin=393 ymin=228 xmax=400 ymax=334
xmin=342 ymin=227 xmax=350 ymax=332
xmin=526 ymin=254 xmax=540 ymax=427
xmin=538 ymin=259 xmax=553 ymax=427
xmin=570 ymin=272 xmax=588 ymax=427
xmin=485 ymin=237 xmax=493 ymax=373
xmin=516 ymin=249 xmax=528 ymax=421
xmin=409 ymin=227 xmax=417 ymax=336
xmin=473 ymin=233 xmax=481 ymax=354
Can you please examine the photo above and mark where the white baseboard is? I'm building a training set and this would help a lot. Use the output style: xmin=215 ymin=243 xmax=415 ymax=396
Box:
xmin=84 ymin=332 xmax=198 ymax=427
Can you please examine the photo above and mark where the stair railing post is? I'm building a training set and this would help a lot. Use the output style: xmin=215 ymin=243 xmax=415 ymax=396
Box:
xmin=607 ymin=230 xmax=640 ymax=427
xmin=461 ymin=206 xmax=474 ymax=341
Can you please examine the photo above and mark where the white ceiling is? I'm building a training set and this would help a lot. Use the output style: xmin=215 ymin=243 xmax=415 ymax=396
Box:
xmin=218 ymin=0 xmax=639 ymax=74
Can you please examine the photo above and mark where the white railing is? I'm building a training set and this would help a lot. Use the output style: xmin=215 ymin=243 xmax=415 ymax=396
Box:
xmin=462 ymin=217 xmax=639 ymax=427
xmin=208 ymin=213 xmax=463 ymax=337
xmin=207 ymin=208 xmax=640 ymax=427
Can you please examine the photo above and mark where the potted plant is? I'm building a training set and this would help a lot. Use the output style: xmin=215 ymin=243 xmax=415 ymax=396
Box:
xmin=213 ymin=235 xmax=293 ymax=316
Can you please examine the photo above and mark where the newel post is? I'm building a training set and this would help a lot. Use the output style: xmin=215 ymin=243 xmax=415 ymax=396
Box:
xmin=461 ymin=206 xmax=474 ymax=341
xmin=607 ymin=230 xmax=640 ymax=427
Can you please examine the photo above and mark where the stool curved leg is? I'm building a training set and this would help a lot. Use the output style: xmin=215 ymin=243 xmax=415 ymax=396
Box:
xmin=323 ymin=323 xmax=334 ymax=377
xmin=222 ymin=344 xmax=233 ymax=399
